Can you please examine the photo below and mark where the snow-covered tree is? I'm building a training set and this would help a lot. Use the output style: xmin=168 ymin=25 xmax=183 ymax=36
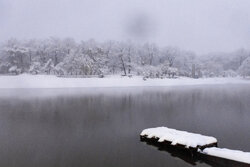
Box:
xmin=0 ymin=37 xmax=249 ymax=78
xmin=29 ymin=62 xmax=42 ymax=74
xmin=238 ymin=57 xmax=250 ymax=77
xmin=160 ymin=46 xmax=180 ymax=67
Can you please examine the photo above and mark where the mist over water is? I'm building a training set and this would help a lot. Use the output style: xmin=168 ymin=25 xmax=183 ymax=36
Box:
xmin=0 ymin=85 xmax=249 ymax=167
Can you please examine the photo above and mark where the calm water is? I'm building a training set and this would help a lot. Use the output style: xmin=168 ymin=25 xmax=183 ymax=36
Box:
xmin=0 ymin=85 xmax=249 ymax=167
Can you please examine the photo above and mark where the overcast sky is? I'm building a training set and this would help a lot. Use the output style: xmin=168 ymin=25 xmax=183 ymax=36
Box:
xmin=1 ymin=0 xmax=250 ymax=54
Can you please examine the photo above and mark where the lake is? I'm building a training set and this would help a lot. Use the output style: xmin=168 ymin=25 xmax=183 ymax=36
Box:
xmin=0 ymin=85 xmax=249 ymax=167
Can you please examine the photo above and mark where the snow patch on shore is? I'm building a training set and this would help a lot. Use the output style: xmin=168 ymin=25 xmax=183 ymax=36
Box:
xmin=0 ymin=74 xmax=249 ymax=89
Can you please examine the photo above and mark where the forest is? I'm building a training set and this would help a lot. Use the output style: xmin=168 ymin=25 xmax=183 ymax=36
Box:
xmin=0 ymin=37 xmax=250 ymax=78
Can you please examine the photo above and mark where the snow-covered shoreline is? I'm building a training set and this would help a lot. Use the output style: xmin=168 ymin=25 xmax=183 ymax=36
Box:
xmin=0 ymin=74 xmax=249 ymax=89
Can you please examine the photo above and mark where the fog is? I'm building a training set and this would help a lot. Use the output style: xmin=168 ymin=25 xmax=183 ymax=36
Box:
xmin=1 ymin=0 xmax=250 ymax=54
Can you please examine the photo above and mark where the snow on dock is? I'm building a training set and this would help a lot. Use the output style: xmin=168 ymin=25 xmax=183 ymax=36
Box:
xmin=202 ymin=147 xmax=250 ymax=164
xmin=141 ymin=127 xmax=250 ymax=165
xmin=140 ymin=127 xmax=217 ymax=149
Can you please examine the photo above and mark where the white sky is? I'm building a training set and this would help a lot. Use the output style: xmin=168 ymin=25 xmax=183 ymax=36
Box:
xmin=1 ymin=0 xmax=250 ymax=54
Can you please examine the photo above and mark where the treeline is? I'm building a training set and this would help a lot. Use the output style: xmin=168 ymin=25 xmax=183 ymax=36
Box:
xmin=0 ymin=37 xmax=250 ymax=78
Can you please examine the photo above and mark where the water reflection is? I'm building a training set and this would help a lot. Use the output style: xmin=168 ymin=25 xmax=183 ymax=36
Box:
xmin=141 ymin=137 xmax=249 ymax=167
xmin=0 ymin=85 xmax=249 ymax=167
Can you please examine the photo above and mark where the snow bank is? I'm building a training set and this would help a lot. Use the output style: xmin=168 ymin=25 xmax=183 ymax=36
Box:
xmin=140 ymin=127 xmax=217 ymax=148
xmin=202 ymin=147 xmax=250 ymax=164
xmin=0 ymin=74 xmax=249 ymax=89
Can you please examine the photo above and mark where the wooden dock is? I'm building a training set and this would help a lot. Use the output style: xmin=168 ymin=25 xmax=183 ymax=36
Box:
xmin=140 ymin=127 xmax=250 ymax=167
xmin=140 ymin=127 xmax=217 ymax=151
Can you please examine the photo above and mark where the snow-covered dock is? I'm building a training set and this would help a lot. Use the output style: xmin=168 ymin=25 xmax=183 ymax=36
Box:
xmin=140 ymin=127 xmax=217 ymax=150
xmin=140 ymin=127 xmax=250 ymax=166
xmin=201 ymin=147 xmax=250 ymax=164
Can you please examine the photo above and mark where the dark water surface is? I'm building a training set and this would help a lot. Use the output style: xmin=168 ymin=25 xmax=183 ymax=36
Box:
xmin=0 ymin=85 xmax=249 ymax=167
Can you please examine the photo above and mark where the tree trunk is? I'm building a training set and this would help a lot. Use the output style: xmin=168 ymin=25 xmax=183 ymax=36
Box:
xmin=120 ymin=55 xmax=126 ymax=76
xmin=192 ymin=64 xmax=196 ymax=78
xmin=54 ymin=51 xmax=58 ymax=65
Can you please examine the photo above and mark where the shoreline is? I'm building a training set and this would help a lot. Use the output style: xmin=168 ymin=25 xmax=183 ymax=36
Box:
xmin=0 ymin=74 xmax=249 ymax=89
